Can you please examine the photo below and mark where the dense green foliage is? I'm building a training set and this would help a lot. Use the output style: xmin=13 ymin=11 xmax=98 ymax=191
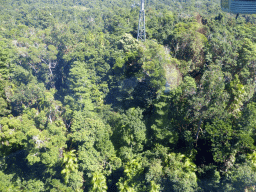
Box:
xmin=1 ymin=0 xmax=256 ymax=191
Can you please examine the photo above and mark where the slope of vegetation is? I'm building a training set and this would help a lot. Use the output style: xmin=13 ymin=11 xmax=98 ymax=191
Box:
xmin=1 ymin=0 xmax=256 ymax=191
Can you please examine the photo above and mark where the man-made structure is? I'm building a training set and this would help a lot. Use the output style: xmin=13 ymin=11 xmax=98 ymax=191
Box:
xmin=221 ymin=0 xmax=256 ymax=14
xmin=137 ymin=0 xmax=146 ymax=41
